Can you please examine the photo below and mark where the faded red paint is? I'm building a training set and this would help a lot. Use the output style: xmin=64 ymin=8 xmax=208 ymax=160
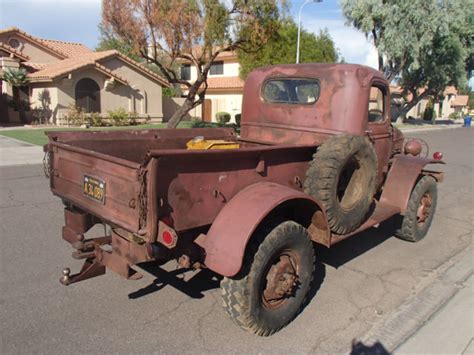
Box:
xmin=203 ymin=182 xmax=326 ymax=277
xmin=45 ymin=63 xmax=444 ymax=284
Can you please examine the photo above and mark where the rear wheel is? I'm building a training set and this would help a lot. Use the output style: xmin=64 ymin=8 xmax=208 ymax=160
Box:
xmin=220 ymin=221 xmax=315 ymax=336
xmin=396 ymin=176 xmax=437 ymax=242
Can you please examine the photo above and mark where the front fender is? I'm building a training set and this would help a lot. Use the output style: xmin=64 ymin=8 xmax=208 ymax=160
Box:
xmin=380 ymin=154 xmax=445 ymax=214
xmin=203 ymin=182 xmax=325 ymax=277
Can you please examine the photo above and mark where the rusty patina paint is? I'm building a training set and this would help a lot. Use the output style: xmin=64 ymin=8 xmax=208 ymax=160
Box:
xmin=46 ymin=63 xmax=444 ymax=286
xmin=240 ymin=63 xmax=386 ymax=145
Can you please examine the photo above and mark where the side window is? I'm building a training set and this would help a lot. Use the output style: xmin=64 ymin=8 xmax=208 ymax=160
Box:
xmin=262 ymin=79 xmax=320 ymax=104
xmin=181 ymin=64 xmax=191 ymax=80
xmin=368 ymin=86 xmax=385 ymax=122
xmin=210 ymin=61 xmax=224 ymax=75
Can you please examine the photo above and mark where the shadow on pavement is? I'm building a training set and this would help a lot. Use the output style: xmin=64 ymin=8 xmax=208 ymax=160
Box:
xmin=128 ymin=267 xmax=221 ymax=299
xmin=315 ymin=218 xmax=397 ymax=269
xmin=127 ymin=219 xmax=398 ymax=305
xmin=350 ymin=340 xmax=391 ymax=355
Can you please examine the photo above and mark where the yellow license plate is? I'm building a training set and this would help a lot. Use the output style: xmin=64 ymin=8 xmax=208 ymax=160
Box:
xmin=83 ymin=175 xmax=105 ymax=204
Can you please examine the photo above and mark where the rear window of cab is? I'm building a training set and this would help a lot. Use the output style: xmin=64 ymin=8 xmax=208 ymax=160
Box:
xmin=261 ymin=78 xmax=320 ymax=104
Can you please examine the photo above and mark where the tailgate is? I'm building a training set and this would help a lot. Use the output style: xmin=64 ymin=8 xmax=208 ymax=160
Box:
xmin=48 ymin=142 xmax=143 ymax=233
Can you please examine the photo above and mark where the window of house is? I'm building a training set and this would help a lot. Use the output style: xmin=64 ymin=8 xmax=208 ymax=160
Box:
xmin=8 ymin=38 xmax=20 ymax=49
xmin=261 ymin=78 xmax=320 ymax=104
xmin=210 ymin=61 xmax=224 ymax=75
xmin=368 ymin=86 xmax=386 ymax=122
xmin=181 ymin=64 xmax=191 ymax=80
xmin=75 ymin=78 xmax=101 ymax=113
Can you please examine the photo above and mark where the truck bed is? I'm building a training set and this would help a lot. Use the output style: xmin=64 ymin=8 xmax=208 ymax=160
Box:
xmin=46 ymin=128 xmax=315 ymax=239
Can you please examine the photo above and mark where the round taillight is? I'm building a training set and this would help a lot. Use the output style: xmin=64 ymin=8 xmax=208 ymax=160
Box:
xmin=162 ymin=230 xmax=174 ymax=245
xmin=433 ymin=151 xmax=443 ymax=160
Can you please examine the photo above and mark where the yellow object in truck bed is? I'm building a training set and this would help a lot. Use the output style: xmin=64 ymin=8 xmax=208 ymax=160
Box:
xmin=186 ymin=136 xmax=240 ymax=150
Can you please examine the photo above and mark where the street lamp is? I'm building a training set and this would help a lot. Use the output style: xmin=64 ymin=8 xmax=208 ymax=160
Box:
xmin=296 ymin=0 xmax=323 ymax=64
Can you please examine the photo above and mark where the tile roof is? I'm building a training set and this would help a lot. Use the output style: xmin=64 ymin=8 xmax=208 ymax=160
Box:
xmin=444 ymin=86 xmax=457 ymax=95
xmin=41 ymin=38 xmax=93 ymax=58
xmin=451 ymin=95 xmax=469 ymax=107
xmin=0 ymin=42 xmax=30 ymax=61
xmin=25 ymin=50 xmax=170 ymax=87
xmin=82 ymin=50 xmax=170 ymax=87
xmin=23 ymin=62 xmax=46 ymax=70
xmin=206 ymin=76 xmax=244 ymax=91
xmin=28 ymin=56 xmax=129 ymax=85
xmin=0 ymin=27 xmax=92 ymax=59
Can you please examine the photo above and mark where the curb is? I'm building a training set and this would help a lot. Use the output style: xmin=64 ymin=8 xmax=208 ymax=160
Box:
xmin=398 ymin=124 xmax=466 ymax=133
xmin=359 ymin=243 xmax=473 ymax=352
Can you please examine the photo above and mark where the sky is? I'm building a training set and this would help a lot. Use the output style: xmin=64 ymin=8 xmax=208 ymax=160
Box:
xmin=0 ymin=0 xmax=471 ymax=88
xmin=0 ymin=0 xmax=377 ymax=67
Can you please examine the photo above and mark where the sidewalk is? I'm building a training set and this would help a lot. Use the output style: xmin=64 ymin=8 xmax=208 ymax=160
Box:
xmin=396 ymin=274 xmax=473 ymax=354
xmin=360 ymin=244 xmax=473 ymax=353
xmin=0 ymin=135 xmax=44 ymax=167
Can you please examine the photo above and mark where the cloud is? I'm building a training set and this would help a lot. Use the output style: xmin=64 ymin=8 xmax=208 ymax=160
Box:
xmin=302 ymin=17 xmax=378 ymax=69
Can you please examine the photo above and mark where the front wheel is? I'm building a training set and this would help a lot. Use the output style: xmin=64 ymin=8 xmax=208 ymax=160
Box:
xmin=396 ymin=176 xmax=438 ymax=242
xmin=220 ymin=221 xmax=315 ymax=336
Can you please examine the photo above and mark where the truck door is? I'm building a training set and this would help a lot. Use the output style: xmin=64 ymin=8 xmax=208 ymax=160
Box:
xmin=366 ymin=82 xmax=392 ymax=186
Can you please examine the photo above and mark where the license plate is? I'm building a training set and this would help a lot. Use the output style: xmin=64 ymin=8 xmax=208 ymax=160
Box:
xmin=83 ymin=175 xmax=105 ymax=204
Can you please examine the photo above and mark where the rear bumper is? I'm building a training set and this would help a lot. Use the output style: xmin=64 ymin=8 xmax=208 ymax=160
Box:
xmin=60 ymin=208 xmax=149 ymax=285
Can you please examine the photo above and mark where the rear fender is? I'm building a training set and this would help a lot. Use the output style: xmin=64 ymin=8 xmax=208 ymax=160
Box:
xmin=203 ymin=182 xmax=327 ymax=277
xmin=380 ymin=155 xmax=445 ymax=214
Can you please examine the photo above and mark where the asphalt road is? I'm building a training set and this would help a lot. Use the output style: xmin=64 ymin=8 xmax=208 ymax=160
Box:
xmin=1 ymin=128 xmax=472 ymax=354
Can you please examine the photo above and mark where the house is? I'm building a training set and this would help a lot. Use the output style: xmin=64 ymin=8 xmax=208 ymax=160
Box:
xmin=180 ymin=50 xmax=244 ymax=123
xmin=0 ymin=27 xmax=170 ymax=125
xmin=390 ymin=85 xmax=470 ymax=120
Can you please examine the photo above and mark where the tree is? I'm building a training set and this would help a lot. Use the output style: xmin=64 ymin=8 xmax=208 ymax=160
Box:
xmin=102 ymin=0 xmax=284 ymax=128
xmin=341 ymin=0 xmax=472 ymax=123
xmin=238 ymin=19 xmax=339 ymax=79
xmin=96 ymin=24 xmax=142 ymax=62
xmin=2 ymin=68 xmax=30 ymax=123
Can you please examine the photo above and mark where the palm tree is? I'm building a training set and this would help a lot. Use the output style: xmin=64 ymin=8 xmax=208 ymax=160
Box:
xmin=2 ymin=68 xmax=30 ymax=123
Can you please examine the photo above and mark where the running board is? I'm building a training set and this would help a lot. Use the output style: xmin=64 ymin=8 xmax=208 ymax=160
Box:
xmin=330 ymin=203 xmax=401 ymax=245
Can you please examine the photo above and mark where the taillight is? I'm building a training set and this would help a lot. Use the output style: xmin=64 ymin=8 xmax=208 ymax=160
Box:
xmin=433 ymin=151 xmax=443 ymax=160
xmin=157 ymin=220 xmax=177 ymax=248
xmin=162 ymin=230 xmax=174 ymax=246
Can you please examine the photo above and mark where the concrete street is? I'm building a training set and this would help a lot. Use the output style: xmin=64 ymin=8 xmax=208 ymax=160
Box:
xmin=0 ymin=128 xmax=472 ymax=354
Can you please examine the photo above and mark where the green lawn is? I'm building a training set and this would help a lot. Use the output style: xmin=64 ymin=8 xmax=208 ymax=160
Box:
xmin=0 ymin=122 xmax=197 ymax=146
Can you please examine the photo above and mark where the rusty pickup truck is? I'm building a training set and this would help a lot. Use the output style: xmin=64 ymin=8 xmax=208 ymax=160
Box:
xmin=44 ymin=63 xmax=444 ymax=336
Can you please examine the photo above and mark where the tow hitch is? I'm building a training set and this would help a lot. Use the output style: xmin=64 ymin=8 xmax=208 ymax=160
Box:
xmin=60 ymin=258 xmax=105 ymax=286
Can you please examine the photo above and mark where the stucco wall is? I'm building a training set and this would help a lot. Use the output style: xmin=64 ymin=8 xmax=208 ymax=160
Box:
xmin=0 ymin=34 xmax=62 ymax=63
xmin=99 ymin=57 xmax=163 ymax=119
xmin=40 ymin=65 xmax=163 ymax=124
xmin=162 ymin=97 xmax=197 ymax=122
xmin=189 ymin=59 xmax=239 ymax=81
xmin=29 ymin=83 xmax=60 ymax=124
xmin=206 ymin=91 xmax=242 ymax=122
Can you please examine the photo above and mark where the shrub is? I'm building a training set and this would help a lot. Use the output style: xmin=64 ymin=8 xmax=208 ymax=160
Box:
xmin=107 ymin=108 xmax=129 ymax=126
xmin=128 ymin=112 xmax=138 ymax=125
xmin=235 ymin=113 xmax=241 ymax=126
xmin=65 ymin=104 xmax=86 ymax=126
xmin=215 ymin=111 xmax=231 ymax=125
xmin=89 ymin=112 xmax=103 ymax=127
xmin=423 ymin=106 xmax=434 ymax=121
xmin=448 ymin=111 xmax=460 ymax=120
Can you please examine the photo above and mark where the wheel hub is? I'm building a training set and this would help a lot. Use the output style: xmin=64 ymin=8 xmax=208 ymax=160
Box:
xmin=417 ymin=193 xmax=432 ymax=225
xmin=263 ymin=254 xmax=299 ymax=306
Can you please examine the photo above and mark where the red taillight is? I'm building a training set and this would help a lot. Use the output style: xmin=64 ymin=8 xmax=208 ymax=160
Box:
xmin=433 ymin=151 xmax=443 ymax=160
xmin=162 ymin=231 xmax=174 ymax=246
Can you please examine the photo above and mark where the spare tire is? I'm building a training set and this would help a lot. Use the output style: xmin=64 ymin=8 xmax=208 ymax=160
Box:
xmin=304 ymin=134 xmax=377 ymax=234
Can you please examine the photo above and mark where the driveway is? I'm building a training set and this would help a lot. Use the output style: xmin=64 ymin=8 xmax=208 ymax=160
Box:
xmin=0 ymin=135 xmax=44 ymax=167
